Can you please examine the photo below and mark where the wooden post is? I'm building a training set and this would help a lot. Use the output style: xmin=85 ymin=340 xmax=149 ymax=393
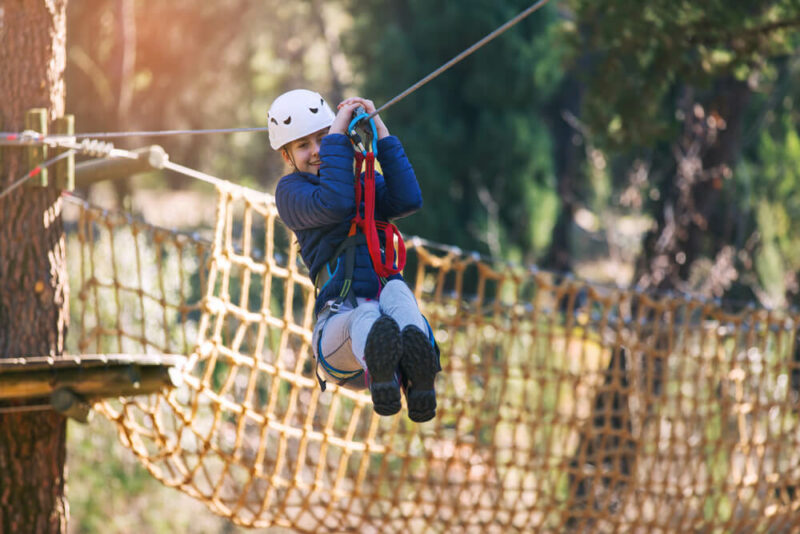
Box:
xmin=53 ymin=115 xmax=75 ymax=191
xmin=24 ymin=108 xmax=48 ymax=187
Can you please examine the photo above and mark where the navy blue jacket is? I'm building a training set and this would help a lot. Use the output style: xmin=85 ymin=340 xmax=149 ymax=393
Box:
xmin=275 ymin=133 xmax=422 ymax=316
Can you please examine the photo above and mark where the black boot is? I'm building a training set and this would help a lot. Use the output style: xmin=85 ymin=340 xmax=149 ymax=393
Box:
xmin=364 ymin=315 xmax=402 ymax=416
xmin=399 ymin=325 xmax=439 ymax=422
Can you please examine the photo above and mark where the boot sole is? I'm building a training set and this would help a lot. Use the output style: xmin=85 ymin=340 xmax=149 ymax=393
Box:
xmin=364 ymin=316 xmax=402 ymax=416
xmin=400 ymin=326 xmax=438 ymax=422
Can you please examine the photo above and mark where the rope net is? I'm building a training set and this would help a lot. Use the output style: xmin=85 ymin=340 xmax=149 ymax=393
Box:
xmin=64 ymin=182 xmax=800 ymax=533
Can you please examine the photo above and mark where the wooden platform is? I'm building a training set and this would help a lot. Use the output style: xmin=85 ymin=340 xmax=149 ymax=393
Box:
xmin=0 ymin=353 xmax=186 ymax=401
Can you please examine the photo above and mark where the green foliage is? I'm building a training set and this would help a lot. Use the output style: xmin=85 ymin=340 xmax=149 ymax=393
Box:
xmin=344 ymin=0 xmax=564 ymax=258
xmin=737 ymin=121 xmax=800 ymax=303
xmin=568 ymin=0 xmax=800 ymax=148
xmin=561 ymin=0 xmax=800 ymax=300
xmin=67 ymin=419 xmax=259 ymax=534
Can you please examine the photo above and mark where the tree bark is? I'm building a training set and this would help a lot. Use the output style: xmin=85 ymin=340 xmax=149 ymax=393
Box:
xmin=0 ymin=1 xmax=70 ymax=532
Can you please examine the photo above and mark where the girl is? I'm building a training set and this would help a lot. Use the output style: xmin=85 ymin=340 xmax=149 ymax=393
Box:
xmin=269 ymin=89 xmax=440 ymax=422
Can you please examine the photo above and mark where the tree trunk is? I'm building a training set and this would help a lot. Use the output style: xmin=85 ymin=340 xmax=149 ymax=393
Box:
xmin=0 ymin=1 xmax=70 ymax=533
xmin=636 ymin=78 xmax=750 ymax=294
xmin=543 ymin=74 xmax=582 ymax=272
xmin=683 ymin=77 xmax=750 ymax=278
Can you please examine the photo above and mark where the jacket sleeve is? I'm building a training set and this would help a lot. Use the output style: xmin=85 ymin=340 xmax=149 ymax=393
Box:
xmin=374 ymin=135 xmax=423 ymax=220
xmin=275 ymin=134 xmax=356 ymax=230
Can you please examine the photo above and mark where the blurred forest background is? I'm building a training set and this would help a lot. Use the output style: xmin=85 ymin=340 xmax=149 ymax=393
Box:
xmin=60 ymin=0 xmax=800 ymax=532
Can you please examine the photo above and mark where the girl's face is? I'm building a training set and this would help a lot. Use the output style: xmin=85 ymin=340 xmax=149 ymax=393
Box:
xmin=282 ymin=128 xmax=328 ymax=175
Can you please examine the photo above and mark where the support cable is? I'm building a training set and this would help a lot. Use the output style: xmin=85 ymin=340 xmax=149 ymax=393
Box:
xmin=0 ymin=137 xmax=135 ymax=200
xmin=70 ymin=126 xmax=267 ymax=140
xmin=1 ymin=135 xmax=769 ymax=312
xmin=0 ymin=127 xmax=269 ymax=142
xmin=0 ymin=150 xmax=75 ymax=201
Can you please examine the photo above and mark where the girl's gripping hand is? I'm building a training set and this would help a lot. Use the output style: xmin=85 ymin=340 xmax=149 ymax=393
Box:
xmin=332 ymin=97 xmax=390 ymax=139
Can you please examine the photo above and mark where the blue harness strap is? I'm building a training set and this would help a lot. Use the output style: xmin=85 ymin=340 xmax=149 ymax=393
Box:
xmin=314 ymin=320 xmax=364 ymax=392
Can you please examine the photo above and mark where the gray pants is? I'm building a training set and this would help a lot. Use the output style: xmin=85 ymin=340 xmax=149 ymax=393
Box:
xmin=312 ymin=280 xmax=428 ymax=388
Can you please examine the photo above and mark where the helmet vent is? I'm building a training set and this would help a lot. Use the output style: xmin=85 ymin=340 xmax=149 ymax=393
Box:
xmin=283 ymin=117 xmax=292 ymax=125
xmin=270 ymin=118 xmax=278 ymax=125
xmin=309 ymin=107 xmax=319 ymax=113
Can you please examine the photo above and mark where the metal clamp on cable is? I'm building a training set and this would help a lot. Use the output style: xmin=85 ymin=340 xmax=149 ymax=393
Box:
xmin=19 ymin=130 xmax=45 ymax=144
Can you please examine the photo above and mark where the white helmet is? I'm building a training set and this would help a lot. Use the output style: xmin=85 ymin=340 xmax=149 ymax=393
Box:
xmin=267 ymin=89 xmax=336 ymax=150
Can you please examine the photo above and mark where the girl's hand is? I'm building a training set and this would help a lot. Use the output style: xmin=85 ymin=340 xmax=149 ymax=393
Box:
xmin=329 ymin=100 xmax=365 ymax=136
xmin=335 ymin=97 xmax=390 ymax=139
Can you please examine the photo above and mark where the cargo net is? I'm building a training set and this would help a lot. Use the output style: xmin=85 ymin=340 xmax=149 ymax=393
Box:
xmin=64 ymin=181 xmax=800 ymax=533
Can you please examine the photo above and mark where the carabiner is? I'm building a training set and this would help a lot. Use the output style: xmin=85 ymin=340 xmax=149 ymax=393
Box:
xmin=347 ymin=107 xmax=378 ymax=156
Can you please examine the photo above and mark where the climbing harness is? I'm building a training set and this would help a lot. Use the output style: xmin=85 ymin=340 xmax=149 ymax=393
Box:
xmin=312 ymin=108 xmax=407 ymax=308
xmin=313 ymin=314 xmax=365 ymax=391
xmin=311 ymin=108 xmax=410 ymax=391
xmin=346 ymin=108 xmax=406 ymax=279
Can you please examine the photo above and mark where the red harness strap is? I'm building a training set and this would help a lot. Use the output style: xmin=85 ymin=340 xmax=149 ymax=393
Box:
xmin=351 ymin=152 xmax=406 ymax=277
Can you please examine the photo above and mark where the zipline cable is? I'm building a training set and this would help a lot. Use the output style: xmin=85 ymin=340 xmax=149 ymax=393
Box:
xmin=0 ymin=127 xmax=269 ymax=142
xmin=368 ymin=0 xmax=553 ymax=119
